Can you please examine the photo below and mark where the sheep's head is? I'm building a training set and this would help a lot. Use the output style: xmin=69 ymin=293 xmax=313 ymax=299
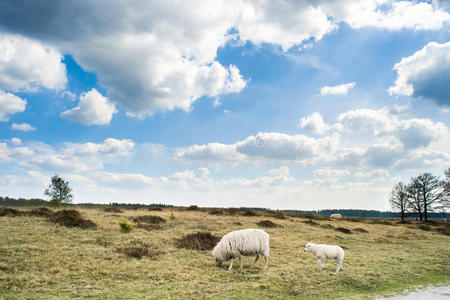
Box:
xmin=304 ymin=242 xmax=313 ymax=253
xmin=215 ymin=258 xmax=222 ymax=267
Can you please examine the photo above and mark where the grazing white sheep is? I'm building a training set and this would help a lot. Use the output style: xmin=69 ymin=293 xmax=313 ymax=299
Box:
xmin=212 ymin=228 xmax=269 ymax=270
xmin=330 ymin=213 xmax=342 ymax=219
xmin=304 ymin=242 xmax=344 ymax=273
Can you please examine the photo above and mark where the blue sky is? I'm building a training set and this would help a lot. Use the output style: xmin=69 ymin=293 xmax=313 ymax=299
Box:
xmin=0 ymin=0 xmax=449 ymax=210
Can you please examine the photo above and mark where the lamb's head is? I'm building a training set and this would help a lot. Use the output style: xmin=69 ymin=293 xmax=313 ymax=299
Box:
xmin=304 ymin=242 xmax=314 ymax=253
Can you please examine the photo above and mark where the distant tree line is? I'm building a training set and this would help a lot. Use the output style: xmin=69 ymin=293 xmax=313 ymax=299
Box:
xmin=390 ymin=168 xmax=450 ymax=222
xmin=0 ymin=196 xmax=49 ymax=207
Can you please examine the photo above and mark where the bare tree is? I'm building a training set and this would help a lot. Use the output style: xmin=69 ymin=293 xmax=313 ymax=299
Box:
xmin=406 ymin=181 xmax=423 ymax=221
xmin=410 ymin=173 xmax=447 ymax=221
xmin=390 ymin=182 xmax=408 ymax=222
xmin=44 ymin=174 xmax=73 ymax=207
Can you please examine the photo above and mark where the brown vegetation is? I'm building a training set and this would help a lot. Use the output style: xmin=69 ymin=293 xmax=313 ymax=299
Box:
xmin=256 ymin=220 xmax=282 ymax=228
xmin=48 ymin=209 xmax=96 ymax=229
xmin=175 ymin=231 xmax=220 ymax=250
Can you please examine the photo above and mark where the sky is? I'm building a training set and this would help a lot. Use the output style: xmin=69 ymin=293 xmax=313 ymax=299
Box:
xmin=0 ymin=0 xmax=449 ymax=210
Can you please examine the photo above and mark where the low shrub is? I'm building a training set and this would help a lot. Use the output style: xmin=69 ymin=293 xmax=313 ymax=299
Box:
xmin=48 ymin=210 xmax=96 ymax=229
xmin=242 ymin=210 xmax=259 ymax=217
xmin=186 ymin=205 xmax=199 ymax=211
xmin=320 ymin=224 xmax=334 ymax=230
xmin=117 ymin=242 xmax=164 ymax=259
xmin=148 ymin=207 xmax=162 ymax=211
xmin=0 ymin=207 xmax=22 ymax=217
xmin=120 ymin=221 xmax=133 ymax=232
xmin=27 ymin=207 xmax=53 ymax=217
xmin=103 ymin=207 xmax=124 ymax=213
xmin=335 ymin=227 xmax=352 ymax=234
xmin=418 ymin=225 xmax=431 ymax=231
xmin=226 ymin=208 xmax=239 ymax=215
xmin=137 ymin=223 xmax=163 ymax=231
xmin=175 ymin=232 xmax=220 ymax=250
xmin=264 ymin=211 xmax=287 ymax=220
xmin=303 ymin=219 xmax=320 ymax=227
xmin=132 ymin=215 xmax=166 ymax=224
xmin=256 ymin=220 xmax=282 ymax=228
xmin=209 ymin=209 xmax=223 ymax=215
xmin=354 ymin=227 xmax=369 ymax=233
xmin=170 ymin=213 xmax=175 ymax=220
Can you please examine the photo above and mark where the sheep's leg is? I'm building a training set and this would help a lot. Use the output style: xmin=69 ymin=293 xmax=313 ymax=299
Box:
xmin=335 ymin=259 xmax=343 ymax=273
xmin=317 ymin=258 xmax=325 ymax=270
xmin=228 ymin=259 xmax=233 ymax=271
xmin=239 ymin=257 xmax=243 ymax=270
xmin=251 ymin=255 xmax=260 ymax=268
xmin=263 ymin=255 xmax=268 ymax=270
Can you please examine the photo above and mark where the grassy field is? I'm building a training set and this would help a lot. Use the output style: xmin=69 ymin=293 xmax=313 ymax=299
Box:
xmin=0 ymin=207 xmax=449 ymax=299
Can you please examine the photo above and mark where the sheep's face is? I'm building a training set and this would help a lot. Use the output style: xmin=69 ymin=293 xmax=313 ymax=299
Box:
xmin=304 ymin=243 xmax=312 ymax=253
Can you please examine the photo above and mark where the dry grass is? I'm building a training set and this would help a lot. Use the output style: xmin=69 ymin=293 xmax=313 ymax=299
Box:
xmin=0 ymin=207 xmax=449 ymax=299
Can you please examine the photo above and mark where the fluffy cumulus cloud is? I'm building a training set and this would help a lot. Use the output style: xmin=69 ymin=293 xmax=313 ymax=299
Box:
xmin=11 ymin=122 xmax=36 ymax=132
xmin=0 ymin=34 xmax=66 ymax=92
xmin=0 ymin=138 xmax=135 ymax=173
xmin=173 ymin=105 xmax=449 ymax=170
xmin=0 ymin=1 xmax=447 ymax=116
xmin=389 ymin=41 xmax=450 ymax=106
xmin=320 ymin=82 xmax=356 ymax=96
xmin=0 ymin=90 xmax=26 ymax=121
xmin=61 ymin=89 xmax=117 ymax=125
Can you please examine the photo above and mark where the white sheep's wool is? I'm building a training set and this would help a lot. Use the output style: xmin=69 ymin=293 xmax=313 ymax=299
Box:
xmin=304 ymin=242 xmax=345 ymax=273
xmin=212 ymin=228 xmax=269 ymax=270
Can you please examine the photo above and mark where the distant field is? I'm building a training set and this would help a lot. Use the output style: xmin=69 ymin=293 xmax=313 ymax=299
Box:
xmin=0 ymin=207 xmax=449 ymax=299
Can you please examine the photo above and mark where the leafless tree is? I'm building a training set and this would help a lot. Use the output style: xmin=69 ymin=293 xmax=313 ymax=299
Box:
xmin=406 ymin=181 xmax=423 ymax=221
xmin=410 ymin=173 xmax=447 ymax=221
xmin=390 ymin=182 xmax=408 ymax=222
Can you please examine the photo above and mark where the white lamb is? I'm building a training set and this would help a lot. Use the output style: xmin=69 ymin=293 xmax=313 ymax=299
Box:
xmin=304 ymin=242 xmax=344 ymax=273
xmin=212 ymin=228 xmax=269 ymax=270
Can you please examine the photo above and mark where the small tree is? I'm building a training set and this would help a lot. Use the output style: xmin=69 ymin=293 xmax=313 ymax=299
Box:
xmin=390 ymin=182 xmax=408 ymax=222
xmin=44 ymin=174 xmax=73 ymax=207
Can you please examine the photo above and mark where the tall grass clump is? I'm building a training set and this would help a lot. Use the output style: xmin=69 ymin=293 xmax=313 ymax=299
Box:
xmin=120 ymin=221 xmax=133 ymax=233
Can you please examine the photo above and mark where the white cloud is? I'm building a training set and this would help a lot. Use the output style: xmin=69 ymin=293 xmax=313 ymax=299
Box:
xmin=64 ymin=138 xmax=135 ymax=157
xmin=388 ymin=41 xmax=450 ymax=106
xmin=336 ymin=106 xmax=447 ymax=149
xmin=61 ymin=89 xmax=117 ymax=125
xmin=0 ymin=90 xmax=26 ymax=121
xmin=11 ymin=122 xmax=36 ymax=132
xmin=0 ymin=1 xmax=447 ymax=117
xmin=330 ymin=1 xmax=450 ymax=31
xmin=320 ymin=82 xmax=356 ymax=96
xmin=354 ymin=169 xmax=390 ymax=178
xmin=61 ymin=90 xmax=76 ymax=101
xmin=314 ymin=168 xmax=350 ymax=178
xmin=10 ymin=137 xmax=21 ymax=145
xmin=298 ymin=112 xmax=334 ymax=134
xmin=0 ymin=34 xmax=66 ymax=92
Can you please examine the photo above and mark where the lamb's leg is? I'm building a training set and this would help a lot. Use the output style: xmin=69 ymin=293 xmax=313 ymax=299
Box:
xmin=263 ymin=255 xmax=268 ymax=270
xmin=251 ymin=255 xmax=260 ymax=268
xmin=239 ymin=257 xmax=243 ymax=270
xmin=317 ymin=258 xmax=325 ymax=270
xmin=228 ymin=259 xmax=233 ymax=271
